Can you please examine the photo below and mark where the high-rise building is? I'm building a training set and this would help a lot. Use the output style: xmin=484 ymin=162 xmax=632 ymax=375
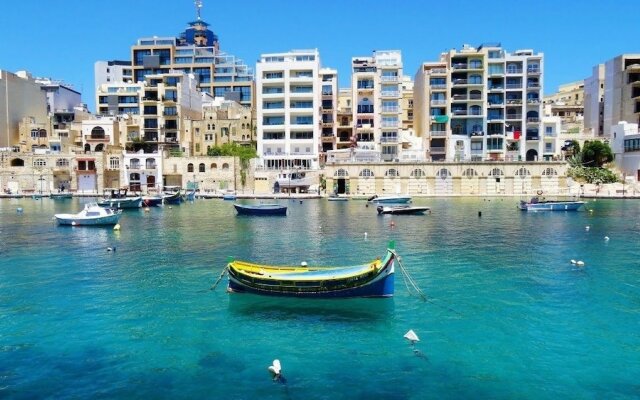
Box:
xmin=319 ymin=68 xmax=338 ymax=164
xmin=594 ymin=54 xmax=640 ymax=137
xmin=351 ymin=50 xmax=403 ymax=161
xmin=256 ymin=49 xmax=322 ymax=170
xmin=129 ymin=7 xmax=253 ymax=108
xmin=414 ymin=44 xmax=546 ymax=162
xmin=583 ymin=64 xmax=605 ymax=137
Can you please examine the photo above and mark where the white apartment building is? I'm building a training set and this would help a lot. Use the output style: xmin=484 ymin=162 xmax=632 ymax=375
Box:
xmin=94 ymin=60 xmax=133 ymax=89
xmin=594 ymin=54 xmax=640 ymax=137
xmin=256 ymin=49 xmax=322 ymax=170
xmin=583 ymin=64 xmax=605 ymax=137
xmin=414 ymin=44 xmax=546 ymax=162
xmin=611 ymin=121 xmax=640 ymax=181
xmin=351 ymin=50 xmax=404 ymax=161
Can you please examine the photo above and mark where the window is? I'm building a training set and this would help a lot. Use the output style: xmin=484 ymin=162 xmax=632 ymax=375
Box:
xmin=385 ymin=168 xmax=398 ymax=177
xmin=335 ymin=169 xmax=349 ymax=177
xmin=489 ymin=168 xmax=504 ymax=176
xmin=543 ymin=168 xmax=557 ymax=176
xmin=436 ymin=168 xmax=451 ymax=179
xmin=516 ymin=167 xmax=530 ymax=177
xmin=463 ymin=168 xmax=478 ymax=178
xmin=359 ymin=169 xmax=374 ymax=177
xmin=33 ymin=158 xmax=47 ymax=167
xmin=109 ymin=157 xmax=119 ymax=169
xmin=211 ymin=163 xmax=217 ymax=169
xmin=187 ymin=163 xmax=194 ymax=172
xmin=222 ymin=163 xmax=229 ymax=170
xmin=199 ymin=163 xmax=205 ymax=172
xmin=411 ymin=169 xmax=425 ymax=178
xmin=56 ymin=158 xmax=70 ymax=167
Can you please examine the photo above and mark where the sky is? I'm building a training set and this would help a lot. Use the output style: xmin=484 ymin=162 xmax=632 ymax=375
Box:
xmin=0 ymin=0 xmax=637 ymax=112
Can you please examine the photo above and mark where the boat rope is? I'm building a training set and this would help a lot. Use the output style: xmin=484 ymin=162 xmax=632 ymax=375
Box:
xmin=393 ymin=251 xmax=464 ymax=316
xmin=392 ymin=251 xmax=427 ymax=301
xmin=209 ymin=266 xmax=228 ymax=291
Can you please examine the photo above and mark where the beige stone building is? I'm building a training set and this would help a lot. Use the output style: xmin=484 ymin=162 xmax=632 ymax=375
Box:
xmin=543 ymin=81 xmax=584 ymax=134
xmin=0 ymin=71 xmax=48 ymax=149
xmin=192 ymin=99 xmax=255 ymax=156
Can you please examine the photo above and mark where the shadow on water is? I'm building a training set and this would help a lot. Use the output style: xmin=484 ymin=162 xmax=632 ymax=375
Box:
xmin=227 ymin=294 xmax=395 ymax=322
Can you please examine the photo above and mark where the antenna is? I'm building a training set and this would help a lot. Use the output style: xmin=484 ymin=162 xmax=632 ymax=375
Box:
xmin=194 ymin=0 xmax=203 ymax=20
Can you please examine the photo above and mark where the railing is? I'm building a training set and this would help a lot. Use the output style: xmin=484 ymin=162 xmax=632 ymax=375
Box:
xmin=380 ymin=76 xmax=399 ymax=82
xmin=84 ymin=134 xmax=110 ymax=141
xmin=380 ymin=91 xmax=399 ymax=97
xmin=489 ymin=86 xmax=504 ymax=90
xmin=506 ymin=68 xmax=523 ymax=74
xmin=453 ymin=79 xmax=468 ymax=85
xmin=431 ymin=99 xmax=447 ymax=105
xmin=430 ymin=68 xmax=447 ymax=74
xmin=506 ymin=99 xmax=523 ymax=105
xmin=527 ymin=117 xmax=540 ymax=123
xmin=380 ymin=121 xmax=399 ymax=128
xmin=527 ymin=99 xmax=540 ymax=104
xmin=527 ymin=68 xmax=541 ymax=74
xmin=430 ymin=130 xmax=447 ymax=136
xmin=452 ymin=63 xmax=468 ymax=70
xmin=452 ymin=110 xmax=468 ymax=115
xmin=527 ymin=83 xmax=540 ymax=88
xmin=380 ymin=106 xmax=399 ymax=113
xmin=506 ymin=83 xmax=523 ymax=89
xmin=430 ymin=84 xmax=447 ymax=89
xmin=430 ymin=146 xmax=446 ymax=153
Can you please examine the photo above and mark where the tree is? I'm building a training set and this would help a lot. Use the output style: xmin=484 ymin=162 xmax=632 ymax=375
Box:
xmin=581 ymin=141 xmax=613 ymax=168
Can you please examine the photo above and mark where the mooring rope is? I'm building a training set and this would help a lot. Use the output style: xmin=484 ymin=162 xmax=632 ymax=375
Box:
xmin=209 ymin=266 xmax=228 ymax=291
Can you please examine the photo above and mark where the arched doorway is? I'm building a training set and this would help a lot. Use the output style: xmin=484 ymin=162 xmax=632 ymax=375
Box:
xmin=526 ymin=149 xmax=538 ymax=161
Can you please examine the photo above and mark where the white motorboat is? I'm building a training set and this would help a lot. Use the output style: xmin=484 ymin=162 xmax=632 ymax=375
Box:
xmin=54 ymin=203 xmax=123 ymax=226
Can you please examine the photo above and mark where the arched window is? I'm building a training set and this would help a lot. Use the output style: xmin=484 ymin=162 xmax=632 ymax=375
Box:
xmin=452 ymin=123 xmax=464 ymax=135
xmin=335 ymin=169 xmax=349 ymax=177
xmin=91 ymin=126 xmax=106 ymax=139
xmin=489 ymin=168 xmax=504 ymax=176
xmin=542 ymin=167 xmax=558 ymax=176
xmin=211 ymin=163 xmax=217 ymax=169
xmin=385 ymin=168 xmax=398 ymax=177
xmin=199 ymin=163 xmax=205 ymax=172
xmin=84 ymin=143 xmax=91 ymax=152
xmin=359 ymin=168 xmax=374 ymax=177
xmin=145 ymin=158 xmax=155 ymax=169
xmin=463 ymin=168 xmax=478 ymax=178
xmin=222 ymin=163 xmax=229 ymax=170
xmin=436 ymin=168 xmax=451 ymax=179
xmin=411 ymin=168 xmax=425 ymax=178
xmin=187 ymin=163 xmax=194 ymax=172
xmin=56 ymin=158 xmax=69 ymax=167
xmin=515 ymin=167 xmax=531 ymax=178
xmin=10 ymin=158 xmax=24 ymax=167
xmin=94 ymin=143 xmax=104 ymax=152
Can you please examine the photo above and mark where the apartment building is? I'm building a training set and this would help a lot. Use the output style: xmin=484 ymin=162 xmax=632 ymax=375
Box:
xmin=351 ymin=50 xmax=404 ymax=161
xmin=319 ymin=68 xmax=338 ymax=164
xmin=585 ymin=54 xmax=640 ymax=137
xmin=0 ymin=70 xmax=48 ymax=148
xmin=544 ymin=81 xmax=584 ymax=134
xmin=130 ymin=17 xmax=253 ymax=107
xmin=414 ymin=44 xmax=545 ymax=162
xmin=94 ymin=60 xmax=133 ymax=89
xmin=192 ymin=98 xmax=255 ymax=156
xmin=256 ymin=49 xmax=322 ymax=170
xmin=583 ymin=64 xmax=605 ymax=137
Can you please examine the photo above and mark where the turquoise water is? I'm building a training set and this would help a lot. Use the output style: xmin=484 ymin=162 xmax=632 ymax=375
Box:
xmin=1 ymin=197 xmax=639 ymax=399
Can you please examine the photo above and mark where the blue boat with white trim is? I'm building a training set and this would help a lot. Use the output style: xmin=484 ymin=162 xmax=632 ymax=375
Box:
xmin=518 ymin=196 xmax=585 ymax=211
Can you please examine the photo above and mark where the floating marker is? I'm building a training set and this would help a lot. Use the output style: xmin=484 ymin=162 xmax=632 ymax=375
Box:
xmin=364 ymin=232 xmax=368 ymax=239
xmin=585 ymin=226 xmax=590 ymax=231
xmin=144 ymin=207 xmax=150 ymax=212
xmin=404 ymin=329 xmax=420 ymax=343
xmin=268 ymin=359 xmax=282 ymax=379
xmin=300 ymin=261 xmax=308 ymax=267
xmin=113 ymin=224 xmax=121 ymax=231
xmin=71 ymin=221 xmax=77 ymax=226
xmin=604 ymin=236 xmax=610 ymax=241
xmin=16 ymin=207 xmax=23 ymax=213
xmin=107 ymin=247 xmax=113 ymax=252
xmin=570 ymin=259 xmax=577 ymax=264
xmin=576 ymin=261 xmax=585 ymax=267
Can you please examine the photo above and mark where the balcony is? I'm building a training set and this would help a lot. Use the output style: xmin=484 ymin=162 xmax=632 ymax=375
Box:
xmin=430 ymin=146 xmax=446 ymax=153
xmin=527 ymin=67 xmax=541 ymax=75
xmin=381 ymin=106 xmax=399 ymax=113
xmin=526 ymin=135 xmax=539 ymax=141
xmin=488 ymin=85 xmax=504 ymax=91
xmin=430 ymin=130 xmax=447 ymax=137
xmin=430 ymin=84 xmax=447 ymax=90
xmin=380 ymin=91 xmax=399 ymax=98
xmin=526 ymin=99 xmax=541 ymax=105
xmin=452 ymin=109 xmax=468 ymax=116
xmin=487 ymin=130 xmax=504 ymax=136
xmin=452 ymin=94 xmax=468 ymax=101
xmin=506 ymin=68 xmax=523 ymax=74
xmin=357 ymin=105 xmax=374 ymax=114
xmin=505 ymin=83 xmax=523 ymax=89
xmin=84 ymin=134 xmax=110 ymax=142
xmin=162 ymin=96 xmax=177 ymax=102
xmin=526 ymin=117 xmax=540 ymax=123
xmin=430 ymin=68 xmax=447 ymax=75
xmin=527 ymin=83 xmax=540 ymax=89
xmin=380 ymin=121 xmax=399 ymax=128
xmin=452 ymin=63 xmax=468 ymax=70
xmin=431 ymin=99 xmax=447 ymax=106
xmin=380 ymin=137 xmax=398 ymax=143
xmin=452 ymin=79 xmax=468 ymax=86
xmin=506 ymin=99 xmax=523 ymax=105
xmin=381 ymin=76 xmax=399 ymax=82
xmin=506 ymin=113 xmax=522 ymax=120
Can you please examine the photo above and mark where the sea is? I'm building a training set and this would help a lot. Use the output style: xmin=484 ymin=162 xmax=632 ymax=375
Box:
xmin=0 ymin=196 xmax=639 ymax=399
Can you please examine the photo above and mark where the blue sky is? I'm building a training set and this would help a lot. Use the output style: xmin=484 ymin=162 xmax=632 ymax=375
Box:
xmin=0 ymin=0 xmax=637 ymax=112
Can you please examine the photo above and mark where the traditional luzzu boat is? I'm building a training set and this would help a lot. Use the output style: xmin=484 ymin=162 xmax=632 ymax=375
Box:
xmin=225 ymin=242 xmax=397 ymax=298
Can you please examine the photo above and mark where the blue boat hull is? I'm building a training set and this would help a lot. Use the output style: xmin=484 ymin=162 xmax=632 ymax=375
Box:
xmin=519 ymin=201 xmax=585 ymax=211
xmin=234 ymin=204 xmax=287 ymax=216
xmin=97 ymin=197 xmax=142 ymax=209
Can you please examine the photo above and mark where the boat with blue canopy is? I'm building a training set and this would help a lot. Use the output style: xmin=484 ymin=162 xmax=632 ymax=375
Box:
xmin=225 ymin=242 xmax=397 ymax=298
xmin=518 ymin=196 xmax=585 ymax=211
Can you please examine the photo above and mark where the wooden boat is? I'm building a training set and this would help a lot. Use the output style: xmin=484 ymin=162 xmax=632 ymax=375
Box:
xmin=50 ymin=192 xmax=72 ymax=200
xmin=162 ymin=186 xmax=185 ymax=204
xmin=97 ymin=189 xmax=142 ymax=209
xmin=234 ymin=203 xmax=287 ymax=216
xmin=518 ymin=197 xmax=585 ymax=211
xmin=377 ymin=205 xmax=430 ymax=215
xmin=226 ymin=242 xmax=397 ymax=298
xmin=54 ymin=203 xmax=122 ymax=226
xmin=367 ymin=195 xmax=412 ymax=204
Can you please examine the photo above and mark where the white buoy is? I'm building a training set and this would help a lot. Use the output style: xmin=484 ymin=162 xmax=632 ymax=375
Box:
xmin=300 ymin=261 xmax=308 ymax=267
xmin=404 ymin=329 xmax=420 ymax=343
xmin=268 ymin=359 xmax=282 ymax=377
xmin=364 ymin=232 xmax=368 ymax=239
xmin=589 ymin=209 xmax=594 ymax=213
xmin=604 ymin=236 xmax=610 ymax=241
xmin=585 ymin=226 xmax=590 ymax=231
xmin=576 ymin=261 xmax=585 ymax=267
xmin=570 ymin=259 xmax=577 ymax=264
xmin=107 ymin=247 xmax=113 ymax=252
xmin=113 ymin=224 xmax=121 ymax=231
xmin=16 ymin=207 xmax=23 ymax=213
xmin=71 ymin=221 xmax=77 ymax=226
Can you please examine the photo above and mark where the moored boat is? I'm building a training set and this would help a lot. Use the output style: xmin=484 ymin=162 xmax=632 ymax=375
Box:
xmin=226 ymin=242 xmax=397 ymax=298
xmin=368 ymin=194 xmax=412 ymax=204
xmin=54 ymin=203 xmax=122 ymax=226
xmin=234 ymin=203 xmax=287 ymax=216
xmin=518 ymin=197 xmax=585 ymax=211
xmin=141 ymin=195 xmax=163 ymax=207
xmin=50 ymin=192 xmax=72 ymax=200
xmin=327 ymin=194 xmax=349 ymax=201
xmin=377 ymin=205 xmax=430 ymax=215
xmin=162 ymin=186 xmax=185 ymax=204
xmin=98 ymin=188 xmax=142 ymax=209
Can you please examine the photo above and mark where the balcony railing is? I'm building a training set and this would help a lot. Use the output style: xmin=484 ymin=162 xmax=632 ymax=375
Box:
xmin=527 ymin=117 xmax=540 ymax=123
xmin=506 ymin=83 xmax=523 ymax=89
xmin=506 ymin=68 xmax=523 ymax=74
xmin=431 ymin=84 xmax=447 ymax=89
xmin=380 ymin=137 xmax=398 ymax=143
xmin=453 ymin=79 xmax=468 ymax=85
xmin=380 ymin=76 xmax=399 ymax=82
xmin=430 ymin=130 xmax=447 ymax=136
xmin=84 ymin=134 xmax=110 ymax=141
xmin=527 ymin=68 xmax=541 ymax=74
xmin=381 ymin=106 xmax=399 ymax=113
xmin=431 ymin=99 xmax=447 ymax=105
xmin=380 ymin=121 xmax=399 ymax=128
xmin=452 ymin=63 xmax=468 ymax=70
xmin=489 ymin=85 xmax=504 ymax=90
xmin=380 ymin=91 xmax=399 ymax=97
xmin=430 ymin=146 xmax=446 ymax=153
xmin=430 ymin=68 xmax=447 ymax=74
xmin=506 ymin=113 xmax=522 ymax=119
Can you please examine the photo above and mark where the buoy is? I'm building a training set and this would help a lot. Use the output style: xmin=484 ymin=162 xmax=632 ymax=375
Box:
xmin=144 ymin=207 xmax=150 ymax=212
xmin=268 ymin=359 xmax=283 ymax=382
xmin=570 ymin=259 xmax=577 ymax=264
xmin=168 ymin=206 xmax=173 ymax=209
xmin=71 ymin=221 xmax=77 ymax=226
xmin=16 ymin=207 xmax=23 ymax=213
xmin=364 ymin=232 xmax=368 ymax=239
xmin=404 ymin=329 xmax=420 ymax=344
xmin=113 ymin=224 xmax=121 ymax=231
xmin=390 ymin=220 xmax=396 ymax=227
xmin=604 ymin=236 xmax=610 ymax=241
xmin=478 ymin=211 xmax=482 ymax=217
xmin=585 ymin=226 xmax=590 ymax=231
xmin=299 ymin=200 xmax=303 ymax=204
xmin=300 ymin=261 xmax=308 ymax=267
xmin=576 ymin=261 xmax=585 ymax=267
xmin=107 ymin=247 xmax=113 ymax=252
